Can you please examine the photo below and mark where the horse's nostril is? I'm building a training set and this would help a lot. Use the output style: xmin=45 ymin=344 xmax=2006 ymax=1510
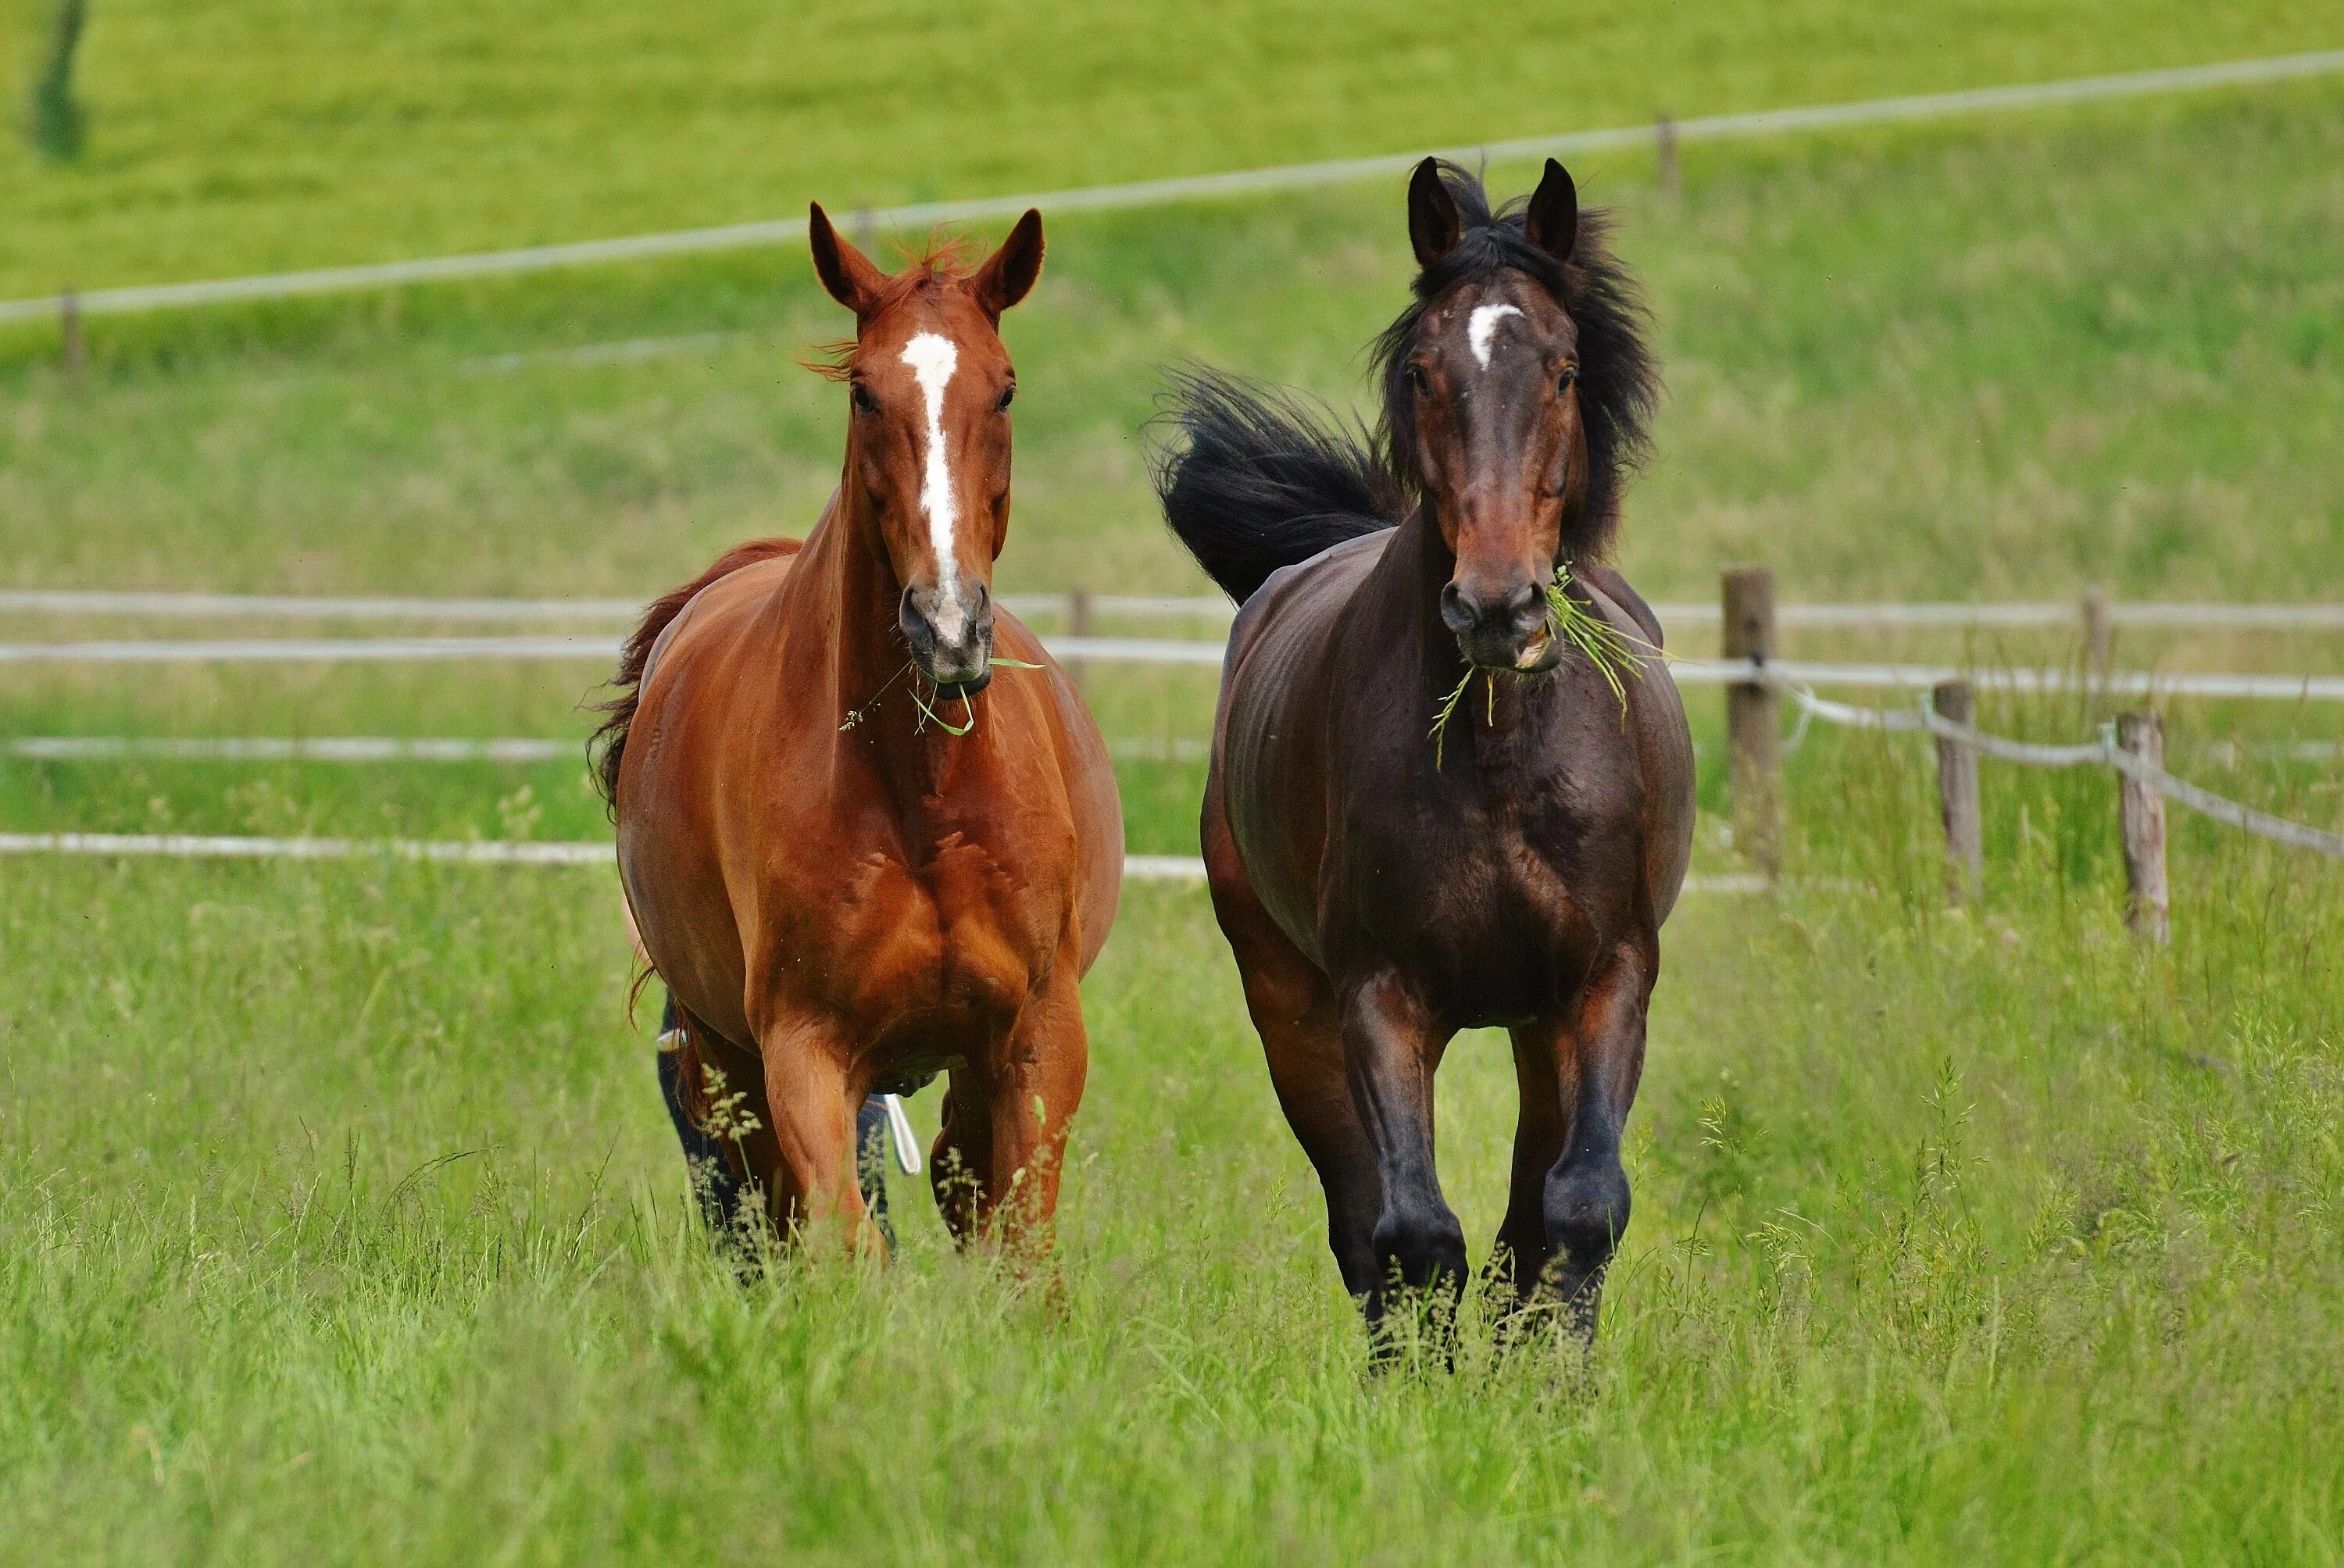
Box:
xmin=1438 ymin=582 xmax=1478 ymax=634
xmin=1506 ymin=581 xmax=1545 ymax=633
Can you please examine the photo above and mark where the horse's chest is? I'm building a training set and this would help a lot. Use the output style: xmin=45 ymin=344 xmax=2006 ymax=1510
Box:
xmin=765 ymin=817 xmax=1056 ymax=1024
xmin=1339 ymin=777 xmax=1631 ymax=1023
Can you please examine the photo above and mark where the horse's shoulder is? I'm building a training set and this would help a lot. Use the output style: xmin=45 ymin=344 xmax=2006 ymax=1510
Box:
xmin=1575 ymin=561 xmax=1663 ymax=649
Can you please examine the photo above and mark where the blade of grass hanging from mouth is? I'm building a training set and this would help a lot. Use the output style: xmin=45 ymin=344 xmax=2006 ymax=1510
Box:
xmin=909 ymin=679 xmax=979 ymax=737
xmin=1429 ymin=666 xmax=1477 ymax=770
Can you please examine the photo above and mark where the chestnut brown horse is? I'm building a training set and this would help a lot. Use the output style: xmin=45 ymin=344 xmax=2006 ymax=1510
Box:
xmin=1154 ymin=159 xmax=1694 ymax=1343
xmin=596 ymin=205 xmax=1122 ymax=1254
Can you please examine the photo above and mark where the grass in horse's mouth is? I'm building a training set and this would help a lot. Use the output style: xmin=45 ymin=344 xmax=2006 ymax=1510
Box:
xmin=1543 ymin=560 xmax=1651 ymax=715
xmin=844 ymin=658 xmax=1046 ymax=738
xmin=1428 ymin=561 xmax=1655 ymax=767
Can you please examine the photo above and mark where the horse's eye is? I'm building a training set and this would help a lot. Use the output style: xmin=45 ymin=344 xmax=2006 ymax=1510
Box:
xmin=1406 ymin=363 xmax=1431 ymax=396
xmin=997 ymin=382 xmax=1017 ymax=413
xmin=850 ymin=382 xmax=877 ymax=415
xmin=1556 ymin=366 xmax=1580 ymax=396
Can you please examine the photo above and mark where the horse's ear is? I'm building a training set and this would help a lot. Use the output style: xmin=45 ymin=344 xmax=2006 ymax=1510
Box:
xmin=1406 ymin=157 xmax=1461 ymax=270
xmin=809 ymin=202 xmax=886 ymax=315
xmin=1525 ymin=159 xmax=1578 ymax=264
xmin=972 ymin=209 xmax=1045 ymax=319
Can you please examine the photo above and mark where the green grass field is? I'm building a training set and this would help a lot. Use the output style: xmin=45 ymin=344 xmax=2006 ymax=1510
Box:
xmin=5 ymin=77 xmax=2344 ymax=608
xmin=5 ymin=6 xmax=2344 ymax=1559
xmin=0 ymin=0 xmax=2335 ymax=295
xmin=5 ymin=730 xmax=2342 ymax=1562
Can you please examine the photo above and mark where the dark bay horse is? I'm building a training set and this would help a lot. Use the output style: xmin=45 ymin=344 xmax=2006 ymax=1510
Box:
xmin=1154 ymin=159 xmax=1694 ymax=1341
xmin=597 ymin=205 xmax=1123 ymax=1254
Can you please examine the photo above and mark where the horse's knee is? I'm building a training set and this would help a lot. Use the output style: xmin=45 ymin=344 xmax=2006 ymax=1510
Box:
xmin=1374 ymin=1200 xmax=1468 ymax=1291
xmin=1545 ymin=1156 xmax=1631 ymax=1266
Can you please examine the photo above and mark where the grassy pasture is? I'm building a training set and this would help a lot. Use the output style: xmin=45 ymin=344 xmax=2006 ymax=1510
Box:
xmin=4 ymin=727 xmax=2342 ymax=1561
xmin=4 ymin=30 xmax=2344 ymax=1563
xmin=1 ymin=0 xmax=2336 ymax=295
xmin=5 ymin=81 xmax=2344 ymax=609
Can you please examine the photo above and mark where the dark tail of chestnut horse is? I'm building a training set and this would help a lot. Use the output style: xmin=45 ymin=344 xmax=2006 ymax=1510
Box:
xmin=589 ymin=537 xmax=801 ymax=808
xmin=1150 ymin=372 xmax=1401 ymax=605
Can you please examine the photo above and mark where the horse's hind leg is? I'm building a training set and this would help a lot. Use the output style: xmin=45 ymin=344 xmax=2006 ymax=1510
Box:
xmin=658 ymin=1002 xmax=756 ymax=1238
xmin=1538 ymin=942 xmax=1653 ymax=1341
xmin=1492 ymin=1020 xmax=1570 ymax=1307
xmin=670 ymin=1021 xmax=784 ymax=1248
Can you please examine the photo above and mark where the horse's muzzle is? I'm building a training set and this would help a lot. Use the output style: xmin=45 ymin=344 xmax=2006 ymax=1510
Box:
xmin=901 ymin=580 xmax=995 ymax=694
xmin=1440 ymin=578 xmax=1556 ymax=672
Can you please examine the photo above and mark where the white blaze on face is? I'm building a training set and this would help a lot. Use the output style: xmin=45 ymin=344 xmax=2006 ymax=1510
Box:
xmin=898 ymin=330 xmax=967 ymax=640
xmin=1467 ymin=303 xmax=1524 ymax=370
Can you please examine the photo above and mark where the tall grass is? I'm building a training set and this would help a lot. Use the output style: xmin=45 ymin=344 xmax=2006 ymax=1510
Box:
xmin=1 ymin=706 xmax=2339 ymax=1561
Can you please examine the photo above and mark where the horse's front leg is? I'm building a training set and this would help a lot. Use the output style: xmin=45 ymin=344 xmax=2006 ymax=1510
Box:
xmin=932 ymin=955 xmax=1088 ymax=1256
xmin=1340 ymin=970 xmax=1465 ymax=1339
xmin=1538 ymin=941 xmax=1653 ymax=1341
xmin=752 ymin=1016 xmax=884 ymax=1255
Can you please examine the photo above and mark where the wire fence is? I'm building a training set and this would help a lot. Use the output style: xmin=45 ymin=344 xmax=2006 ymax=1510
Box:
xmin=0 ymin=733 xmax=1210 ymax=764
xmin=6 ymin=48 xmax=2342 ymax=325
xmin=8 ymin=588 xmax=2344 ymax=633
xmin=9 ymin=631 xmax=2344 ymax=706
xmin=7 ymin=565 xmax=2340 ymax=904
xmin=0 ymin=827 xmax=1783 ymax=898
xmin=0 ymin=830 xmax=1193 ymax=880
xmin=1764 ymin=673 xmax=2344 ymax=859
xmin=0 ymin=588 xmax=1231 ymax=623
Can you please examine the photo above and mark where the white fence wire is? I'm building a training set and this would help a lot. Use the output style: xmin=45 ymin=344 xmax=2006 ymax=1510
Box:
xmin=0 ymin=826 xmax=1779 ymax=894
xmin=1763 ymin=673 xmax=2344 ymax=858
xmin=0 ymin=829 xmax=1206 ymax=880
xmin=0 ymin=588 xmax=1235 ymax=623
xmin=10 ymin=632 xmax=2343 ymax=705
xmin=5 ymin=49 xmax=2342 ymax=324
xmin=9 ymin=588 xmax=2344 ymax=632
xmin=0 ymin=733 xmax=1210 ymax=764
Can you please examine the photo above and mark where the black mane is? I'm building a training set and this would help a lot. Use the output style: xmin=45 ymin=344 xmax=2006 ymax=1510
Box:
xmin=1154 ymin=161 xmax=1658 ymax=603
xmin=1372 ymin=161 xmax=1660 ymax=559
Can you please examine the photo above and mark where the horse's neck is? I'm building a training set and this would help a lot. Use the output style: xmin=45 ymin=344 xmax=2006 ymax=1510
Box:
xmin=795 ymin=484 xmax=909 ymax=713
xmin=1363 ymin=510 xmax=1467 ymax=693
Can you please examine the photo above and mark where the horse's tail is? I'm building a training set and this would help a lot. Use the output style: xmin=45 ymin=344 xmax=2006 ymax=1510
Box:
xmin=590 ymin=537 xmax=801 ymax=809
xmin=1149 ymin=369 xmax=1402 ymax=606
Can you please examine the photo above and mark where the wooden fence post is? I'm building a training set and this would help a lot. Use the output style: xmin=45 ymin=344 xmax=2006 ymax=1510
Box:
xmin=2116 ymin=709 xmax=2169 ymax=944
xmin=1067 ymin=584 xmax=1094 ymax=693
xmin=1932 ymin=678 xmax=1981 ymax=902
xmin=1723 ymin=566 xmax=1780 ymax=875
xmin=1656 ymin=112 xmax=1680 ymax=202
xmin=59 ymin=288 xmax=84 ymax=385
xmin=2081 ymin=586 xmax=2112 ymax=683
